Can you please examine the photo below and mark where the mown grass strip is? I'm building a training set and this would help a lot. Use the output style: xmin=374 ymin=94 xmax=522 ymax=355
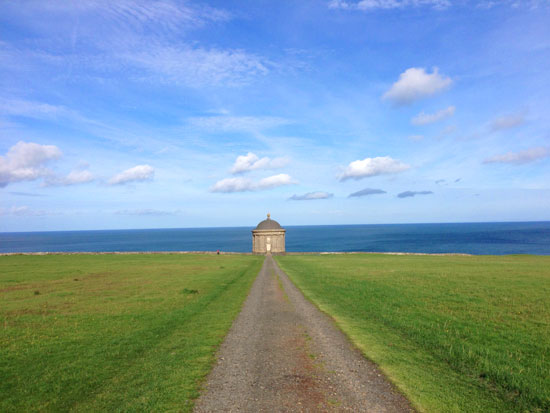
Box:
xmin=275 ymin=254 xmax=550 ymax=412
xmin=0 ymin=254 xmax=263 ymax=412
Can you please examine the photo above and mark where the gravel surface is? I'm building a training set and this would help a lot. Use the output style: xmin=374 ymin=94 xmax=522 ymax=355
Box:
xmin=194 ymin=255 xmax=414 ymax=412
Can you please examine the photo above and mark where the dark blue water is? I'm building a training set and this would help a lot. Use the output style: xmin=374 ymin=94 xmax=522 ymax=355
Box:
xmin=1 ymin=222 xmax=549 ymax=255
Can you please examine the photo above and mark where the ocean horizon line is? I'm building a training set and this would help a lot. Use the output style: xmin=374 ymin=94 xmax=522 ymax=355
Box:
xmin=2 ymin=222 xmax=549 ymax=256
xmin=2 ymin=219 xmax=549 ymax=235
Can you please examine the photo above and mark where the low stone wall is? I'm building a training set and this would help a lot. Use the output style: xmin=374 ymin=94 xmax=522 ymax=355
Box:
xmin=0 ymin=251 xmax=253 ymax=256
xmin=1 ymin=251 xmax=470 ymax=256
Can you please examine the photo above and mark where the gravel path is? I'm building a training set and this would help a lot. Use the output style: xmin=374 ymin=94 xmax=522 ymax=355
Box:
xmin=194 ymin=255 xmax=414 ymax=412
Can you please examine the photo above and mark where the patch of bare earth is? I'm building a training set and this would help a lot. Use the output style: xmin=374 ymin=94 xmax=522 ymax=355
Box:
xmin=194 ymin=256 xmax=414 ymax=412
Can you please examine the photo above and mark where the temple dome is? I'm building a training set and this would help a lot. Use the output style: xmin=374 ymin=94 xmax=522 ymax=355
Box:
xmin=255 ymin=213 xmax=282 ymax=230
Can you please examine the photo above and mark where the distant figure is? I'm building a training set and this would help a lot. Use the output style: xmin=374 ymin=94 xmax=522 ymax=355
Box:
xmin=216 ymin=249 xmax=220 ymax=255
xmin=252 ymin=213 xmax=286 ymax=254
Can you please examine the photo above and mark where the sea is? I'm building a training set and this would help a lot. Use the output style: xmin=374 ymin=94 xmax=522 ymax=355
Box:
xmin=1 ymin=222 xmax=549 ymax=255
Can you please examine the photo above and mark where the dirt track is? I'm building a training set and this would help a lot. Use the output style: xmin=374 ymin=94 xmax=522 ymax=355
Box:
xmin=194 ymin=255 xmax=414 ymax=412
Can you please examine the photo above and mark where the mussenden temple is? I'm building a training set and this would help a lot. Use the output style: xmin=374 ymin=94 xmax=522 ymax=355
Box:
xmin=252 ymin=213 xmax=286 ymax=254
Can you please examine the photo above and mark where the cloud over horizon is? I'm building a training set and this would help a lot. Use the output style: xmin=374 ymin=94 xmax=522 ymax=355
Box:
xmin=288 ymin=191 xmax=333 ymax=200
xmin=483 ymin=147 xmax=550 ymax=165
xmin=108 ymin=165 xmax=155 ymax=185
xmin=339 ymin=156 xmax=410 ymax=181
xmin=0 ymin=205 xmax=50 ymax=216
xmin=383 ymin=67 xmax=452 ymax=105
xmin=348 ymin=188 xmax=387 ymax=197
xmin=398 ymin=190 xmax=433 ymax=198
xmin=114 ymin=208 xmax=180 ymax=216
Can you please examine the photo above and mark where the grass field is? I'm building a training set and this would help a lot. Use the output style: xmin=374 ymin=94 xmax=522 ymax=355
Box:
xmin=0 ymin=253 xmax=263 ymax=412
xmin=275 ymin=254 xmax=550 ymax=412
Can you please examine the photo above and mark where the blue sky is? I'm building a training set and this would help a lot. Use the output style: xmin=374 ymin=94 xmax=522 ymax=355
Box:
xmin=1 ymin=0 xmax=549 ymax=231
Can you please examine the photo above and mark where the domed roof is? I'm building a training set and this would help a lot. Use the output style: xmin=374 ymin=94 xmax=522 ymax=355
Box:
xmin=255 ymin=213 xmax=283 ymax=230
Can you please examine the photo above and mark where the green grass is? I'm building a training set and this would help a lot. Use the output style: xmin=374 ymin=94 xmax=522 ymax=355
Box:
xmin=1 ymin=254 xmax=263 ymax=412
xmin=275 ymin=254 xmax=550 ymax=412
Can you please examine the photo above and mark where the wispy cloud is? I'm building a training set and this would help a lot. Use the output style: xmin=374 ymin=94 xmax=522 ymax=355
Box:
xmin=397 ymin=190 xmax=433 ymax=198
xmin=123 ymin=45 xmax=270 ymax=87
xmin=476 ymin=0 xmax=548 ymax=10
xmin=289 ymin=191 xmax=333 ymax=200
xmin=108 ymin=165 xmax=154 ymax=185
xmin=348 ymin=188 xmax=387 ymax=197
xmin=8 ymin=191 xmax=45 ymax=197
xmin=1 ymin=1 xmax=268 ymax=89
xmin=114 ymin=208 xmax=180 ymax=216
xmin=188 ymin=116 xmax=290 ymax=132
xmin=0 ymin=205 xmax=50 ymax=216
xmin=329 ymin=0 xmax=543 ymax=11
xmin=0 ymin=141 xmax=62 ymax=187
xmin=339 ymin=156 xmax=409 ymax=181
xmin=412 ymin=106 xmax=455 ymax=125
xmin=438 ymin=124 xmax=457 ymax=138
xmin=490 ymin=112 xmax=526 ymax=131
xmin=230 ymin=152 xmax=288 ymax=174
xmin=210 ymin=173 xmax=296 ymax=193
xmin=43 ymin=170 xmax=95 ymax=187
xmin=328 ymin=0 xmax=451 ymax=11
xmin=383 ymin=67 xmax=452 ymax=105
xmin=0 ymin=98 xmax=77 ymax=120
xmin=9 ymin=1 xmax=231 ymax=37
xmin=483 ymin=147 xmax=550 ymax=165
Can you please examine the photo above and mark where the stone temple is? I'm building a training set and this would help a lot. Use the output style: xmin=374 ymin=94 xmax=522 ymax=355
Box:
xmin=252 ymin=213 xmax=286 ymax=254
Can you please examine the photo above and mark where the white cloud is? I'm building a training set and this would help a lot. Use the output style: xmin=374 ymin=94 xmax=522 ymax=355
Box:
xmin=210 ymin=173 xmax=296 ymax=193
xmin=329 ymin=0 xmax=451 ymax=10
xmin=490 ymin=112 xmax=526 ymax=131
xmin=43 ymin=170 xmax=95 ymax=187
xmin=108 ymin=164 xmax=154 ymax=185
xmin=230 ymin=152 xmax=288 ymax=174
xmin=383 ymin=67 xmax=452 ymax=105
xmin=0 ymin=141 xmax=62 ymax=187
xmin=289 ymin=191 xmax=334 ymax=200
xmin=339 ymin=156 xmax=410 ymax=181
xmin=258 ymin=174 xmax=295 ymax=189
xmin=411 ymin=106 xmax=455 ymax=125
xmin=210 ymin=177 xmax=254 ymax=193
xmin=483 ymin=147 xmax=550 ymax=165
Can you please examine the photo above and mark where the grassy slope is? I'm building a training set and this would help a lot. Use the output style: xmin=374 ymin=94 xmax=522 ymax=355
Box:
xmin=0 ymin=254 xmax=263 ymax=412
xmin=275 ymin=254 xmax=550 ymax=412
